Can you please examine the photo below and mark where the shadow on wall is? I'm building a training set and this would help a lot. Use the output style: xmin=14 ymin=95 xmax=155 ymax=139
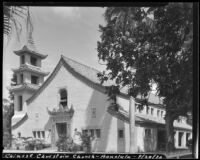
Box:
xmin=85 ymin=89 xmax=112 ymax=152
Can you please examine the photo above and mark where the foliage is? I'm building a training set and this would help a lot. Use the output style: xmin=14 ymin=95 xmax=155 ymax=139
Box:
xmin=56 ymin=135 xmax=76 ymax=152
xmin=56 ymin=132 xmax=92 ymax=153
xmin=24 ymin=138 xmax=49 ymax=150
xmin=97 ymin=3 xmax=193 ymax=152
xmin=11 ymin=137 xmax=50 ymax=150
xmin=8 ymin=73 xmax=17 ymax=102
xmin=3 ymin=73 xmax=17 ymax=149
xmin=3 ymin=99 xmax=14 ymax=149
xmin=3 ymin=5 xmax=29 ymax=41
xmin=81 ymin=132 xmax=92 ymax=153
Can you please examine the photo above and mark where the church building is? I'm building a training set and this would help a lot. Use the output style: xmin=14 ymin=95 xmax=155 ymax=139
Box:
xmin=8 ymin=40 xmax=192 ymax=153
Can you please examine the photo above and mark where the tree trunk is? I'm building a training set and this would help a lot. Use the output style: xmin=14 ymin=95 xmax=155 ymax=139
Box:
xmin=165 ymin=113 xmax=175 ymax=152
xmin=129 ymin=97 xmax=137 ymax=153
xmin=8 ymin=104 xmax=14 ymax=148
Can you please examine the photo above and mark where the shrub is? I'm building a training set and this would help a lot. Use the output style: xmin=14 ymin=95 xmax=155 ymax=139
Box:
xmin=81 ymin=132 xmax=91 ymax=153
xmin=24 ymin=138 xmax=48 ymax=150
xmin=56 ymin=135 xmax=75 ymax=152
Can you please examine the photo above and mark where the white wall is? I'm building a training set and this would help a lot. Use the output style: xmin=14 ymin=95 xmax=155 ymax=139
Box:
xmin=12 ymin=64 xmax=119 ymax=152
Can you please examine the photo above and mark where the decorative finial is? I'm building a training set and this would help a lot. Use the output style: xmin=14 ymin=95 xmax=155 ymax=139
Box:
xmin=26 ymin=8 xmax=38 ymax=52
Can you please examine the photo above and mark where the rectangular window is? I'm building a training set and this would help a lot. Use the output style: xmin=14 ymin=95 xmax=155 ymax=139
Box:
xmin=95 ymin=129 xmax=101 ymax=138
xmin=20 ymin=74 xmax=23 ymax=84
xmin=33 ymin=131 xmax=36 ymax=138
xmin=178 ymin=132 xmax=183 ymax=146
xmin=37 ymin=131 xmax=41 ymax=139
xmin=146 ymin=106 xmax=149 ymax=115
xmin=31 ymin=75 xmax=39 ymax=84
xmin=30 ymin=56 xmax=37 ymax=66
xmin=18 ymin=96 xmax=23 ymax=111
xmin=157 ymin=110 xmax=160 ymax=117
xmin=161 ymin=111 xmax=163 ymax=117
xmin=41 ymin=131 xmax=45 ymax=138
xmin=90 ymin=129 xmax=94 ymax=137
xmin=118 ymin=129 xmax=124 ymax=138
xmin=21 ymin=55 xmax=25 ymax=64
xmin=151 ymin=108 xmax=154 ymax=115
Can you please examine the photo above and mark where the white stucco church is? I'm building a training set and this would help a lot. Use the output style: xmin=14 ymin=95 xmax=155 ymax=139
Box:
xmin=8 ymin=39 xmax=192 ymax=153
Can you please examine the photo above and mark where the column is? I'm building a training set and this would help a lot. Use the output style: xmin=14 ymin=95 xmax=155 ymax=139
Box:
xmin=129 ymin=97 xmax=137 ymax=153
xmin=174 ymin=131 xmax=179 ymax=148
xmin=182 ymin=132 xmax=186 ymax=147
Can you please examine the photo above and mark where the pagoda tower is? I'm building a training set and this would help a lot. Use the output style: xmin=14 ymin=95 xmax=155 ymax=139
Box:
xmin=8 ymin=36 xmax=49 ymax=114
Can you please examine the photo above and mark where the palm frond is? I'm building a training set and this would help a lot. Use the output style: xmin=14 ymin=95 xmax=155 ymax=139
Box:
xmin=3 ymin=5 xmax=30 ymax=45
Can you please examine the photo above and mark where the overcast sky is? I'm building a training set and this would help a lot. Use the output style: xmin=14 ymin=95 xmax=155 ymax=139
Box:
xmin=3 ymin=7 xmax=107 ymax=99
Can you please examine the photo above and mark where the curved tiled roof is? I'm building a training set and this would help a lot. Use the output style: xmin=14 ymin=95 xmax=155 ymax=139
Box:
xmin=26 ymin=55 xmax=163 ymax=106
xmin=61 ymin=55 xmax=163 ymax=105
xmin=14 ymin=45 xmax=48 ymax=59
xmin=12 ymin=113 xmax=28 ymax=130
xmin=12 ymin=64 xmax=49 ymax=76
xmin=8 ymin=83 xmax=40 ymax=92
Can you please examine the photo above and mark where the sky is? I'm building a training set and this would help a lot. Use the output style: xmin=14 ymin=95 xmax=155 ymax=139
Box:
xmin=3 ymin=7 xmax=107 ymax=99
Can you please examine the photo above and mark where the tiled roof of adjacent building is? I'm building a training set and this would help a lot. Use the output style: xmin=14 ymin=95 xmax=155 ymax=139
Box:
xmin=107 ymin=106 xmax=192 ymax=131
xmin=12 ymin=64 xmax=49 ymax=76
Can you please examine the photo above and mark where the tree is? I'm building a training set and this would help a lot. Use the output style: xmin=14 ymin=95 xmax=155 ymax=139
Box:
xmin=3 ymin=5 xmax=33 ymax=44
xmin=97 ymin=3 xmax=193 ymax=152
xmin=3 ymin=73 xmax=17 ymax=148
xmin=8 ymin=73 xmax=17 ymax=103
xmin=3 ymin=98 xmax=14 ymax=148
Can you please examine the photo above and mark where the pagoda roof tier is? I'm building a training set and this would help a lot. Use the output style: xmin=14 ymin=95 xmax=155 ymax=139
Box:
xmin=12 ymin=64 xmax=49 ymax=76
xmin=7 ymin=83 xmax=40 ymax=92
xmin=14 ymin=45 xmax=48 ymax=59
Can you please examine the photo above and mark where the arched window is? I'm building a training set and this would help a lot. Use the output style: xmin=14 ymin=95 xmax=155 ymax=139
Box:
xmin=59 ymin=89 xmax=67 ymax=108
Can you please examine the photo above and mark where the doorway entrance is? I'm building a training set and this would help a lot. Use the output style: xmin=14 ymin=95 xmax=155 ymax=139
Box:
xmin=56 ymin=122 xmax=67 ymax=138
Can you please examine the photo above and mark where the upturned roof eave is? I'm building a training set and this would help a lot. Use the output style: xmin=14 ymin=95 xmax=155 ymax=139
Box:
xmin=12 ymin=67 xmax=50 ymax=76
xmin=8 ymin=84 xmax=39 ymax=92
xmin=13 ymin=48 xmax=48 ymax=59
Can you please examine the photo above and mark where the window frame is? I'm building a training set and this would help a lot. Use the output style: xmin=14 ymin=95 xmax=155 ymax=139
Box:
xmin=151 ymin=108 xmax=154 ymax=115
xmin=21 ymin=55 xmax=25 ymax=65
xmin=161 ymin=111 xmax=163 ymax=118
xmin=157 ymin=110 xmax=160 ymax=117
xmin=146 ymin=106 xmax=150 ymax=115
xmin=31 ymin=75 xmax=39 ymax=85
xmin=18 ymin=95 xmax=23 ymax=111
xmin=37 ymin=131 xmax=41 ymax=139
xmin=118 ymin=129 xmax=124 ymax=139
xmin=30 ymin=56 xmax=37 ymax=66
xmin=41 ymin=131 xmax=45 ymax=139
xmin=59 ymin=88 xmax=68 ymax=108
xmin=95 ymin=129 xmax=101 ymax=138
xmin=33 ymin=131 xmax=36 ymax=138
